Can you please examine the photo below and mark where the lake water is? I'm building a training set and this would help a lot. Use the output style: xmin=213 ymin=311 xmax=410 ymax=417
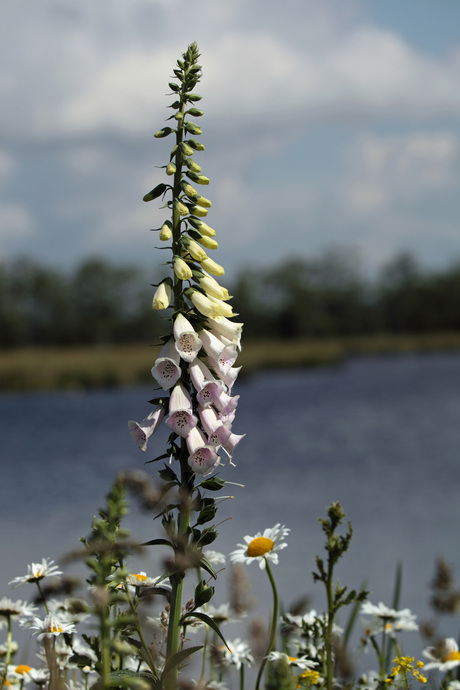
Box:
xmin=1 ymin=351 xmax=460 ymax=667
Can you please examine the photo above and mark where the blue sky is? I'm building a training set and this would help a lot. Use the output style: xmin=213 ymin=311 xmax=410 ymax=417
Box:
xmin=1 ymin=0 xmax=460 ymax=279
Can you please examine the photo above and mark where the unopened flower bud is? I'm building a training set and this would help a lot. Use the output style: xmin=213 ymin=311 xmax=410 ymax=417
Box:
xmin=174 ymin=112 xmax=183 ymax=121
xmin=154 ymin=127 xmax=173 ymax=138
xmin=200 ymin=258 xmax=225 ymax=276
xmin=184 ymin=122 xmax=202 ymax=135
xmin=175 ymin=200 xmax=189 ymax=216
xmin=195 ymin=195 xmax=211 ymax=208
xmin=182 ymin=236 xmax=208 ymax=262
xmin=181 ymin=142 xmax=194 ymax=156
xmin=143 ymin=183 xmax=167 ymax=202
xmin=185 ymin=159 xmax=201 ymax=173
xmin=166 ymin=162 xmax=176 ymax=176
xmin=188 ymin=218 xmax=216 ymax=237
xmin=174 ymin=257 xmax=193 ymax=281
xmin=152 ymin=280 xmax=172 ymax=310
xmin=186 ymin=171 xmax=210 ymax=185
xmin=189 ymin=204 xmax=208 ymax=217
xmin=159 ymin=221 xmax=172 ymax=241
xmin=187 ymin=139 xmax=205 ymax=151
xmin=181 ymin=182 xmax=198 ymax=197
xmin=199 ymin=274 xmax=230 ymax=300
xmin=187 ymin=107 xmax=203 ymax=117
xmin=187 ymin=93 xmax=202 ymax=102
xmin=195 ymin=235 xmax=218 ymax=250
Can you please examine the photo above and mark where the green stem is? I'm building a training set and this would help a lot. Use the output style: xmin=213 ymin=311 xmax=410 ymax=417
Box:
xmin=99 ymin=608 xmax=111 ymax=690
xmin=164 ymin=446 xmax=193 ymax=690
xmin=239 ymin=663 xmax=245 ymax=690
xmin=0 ymin=616 xmax=12 ymax=689
xmin=325 ymin=559 xmax=334 ymax=690
xmin=36 ymin=580 xmax=50 ymax=614
xmin=255 ymin=559 xmax=278 ymax=690
xmin=123 ymin=582 xmax=158 ymax=679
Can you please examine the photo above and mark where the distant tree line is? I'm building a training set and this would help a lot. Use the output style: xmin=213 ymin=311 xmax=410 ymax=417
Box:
xmin=232 ymin=249 xmax=460 ymax=339
xmin=1 ymin=250 xmax=460 ymax=348
xmin=0 ymin=257 xmax=165 ymax=347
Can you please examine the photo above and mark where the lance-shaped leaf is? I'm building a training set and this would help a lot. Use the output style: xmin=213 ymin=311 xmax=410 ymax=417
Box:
xmin=180 ymin=611 xmax=229 ymax=648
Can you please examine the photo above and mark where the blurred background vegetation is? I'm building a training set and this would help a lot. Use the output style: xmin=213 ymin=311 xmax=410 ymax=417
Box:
xmin=2 ymin=249 xmax=460 ymax=390
xmin=2 ymin=249 xmax=460 ymax=348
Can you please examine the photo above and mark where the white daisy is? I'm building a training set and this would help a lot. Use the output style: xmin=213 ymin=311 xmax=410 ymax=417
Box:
xmin=29 ymin=613 xmax=77 ymax=640
xmin=266 ymin=651 xmax=318 ymax=670
xmin=361 ymin=601 xmax=418 ymax=634
xmin=23 ymin=668 xmax=49 ymax=686
xmin=9 ymin=559 xmax=62 ymax=587
xmin=9 ymin=664 xmax=36 ymax=680
xmin=229 ymin=524 xmax=289 ymax=569
xmin=0 ymin=597 xmax=37 ymax=620
xmin=423 ymin=638 xmax=460 ymax=672
xmin=125 ymin=572 xmax=158 ymax=587
xmin=222 ymin=638 xmax=254 ymax=670
xmin=0 ymin=641 xmax=18 ymax=657
xmin=203 ymin=550 xmax=226 ymax=566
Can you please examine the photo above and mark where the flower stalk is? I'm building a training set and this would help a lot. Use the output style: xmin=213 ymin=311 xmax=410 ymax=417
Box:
xmin=132 ymin=41 xmax=244 ymax=690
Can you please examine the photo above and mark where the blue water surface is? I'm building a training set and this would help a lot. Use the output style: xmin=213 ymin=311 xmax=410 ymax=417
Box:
xmin=1 ymin=352 xmax=460 ymax=665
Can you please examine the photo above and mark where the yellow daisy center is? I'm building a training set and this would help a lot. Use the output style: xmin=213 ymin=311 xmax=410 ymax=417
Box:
xmin=15 ymin=665 xmax=32 ymax=675
xmin=49 ymin=624 xmax=63 ymax=634
xmin=132 ymin=574 xmax=148 ymax=582
xmin=247 ymin=537 xmax=274 ymax=557
xmin=442 ymin=651 xmax=460 ymax=662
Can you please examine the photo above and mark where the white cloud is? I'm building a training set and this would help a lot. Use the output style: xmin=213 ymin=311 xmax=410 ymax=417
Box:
xmin=2 ymin=0 xmax=460 ymax=139
xmin=345 ymin=131 xmax=459 ymax=212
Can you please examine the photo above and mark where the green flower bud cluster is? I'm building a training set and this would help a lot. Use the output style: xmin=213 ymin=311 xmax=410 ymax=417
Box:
xmin=144 ymin=41 xmax=229 ymax=312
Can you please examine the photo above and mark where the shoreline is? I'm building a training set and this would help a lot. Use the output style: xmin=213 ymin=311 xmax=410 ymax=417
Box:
xmin=1 ymin=332 xmax=459 ymax=392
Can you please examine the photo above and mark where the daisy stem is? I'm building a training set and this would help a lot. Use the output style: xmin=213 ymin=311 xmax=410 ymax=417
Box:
xmin=380 ymin=626 xmax=387 ymax=676
xmin=122 ymin=574 xmax=158 ymax=679
xmin=255 ymin=558 xmax=278 ymax=690
xmin=325 ymin=558 xmax=335 ymax=690
xmin=36 ymin=581 xmax=50 ymax=615
xmin=239 ymin=663 xmax=245 ymax=690
xmin=0 ymin=616 xmax=12 ymax=689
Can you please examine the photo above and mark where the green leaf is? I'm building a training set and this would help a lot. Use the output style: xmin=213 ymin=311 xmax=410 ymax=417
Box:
xmin=161 ymin=645 xmax=203 ymax=680
xmin=142 ymin=538 xmax=174 ymax=548
xmin=200 ymin=477 xmax=225 ymax=491
xmin=199 ymin=554 xmax=217 ymax=579
xmin=181 ymin=611 xmax=228 ymax=649
xmin=392 ymin=562 xmax=403 ymax=610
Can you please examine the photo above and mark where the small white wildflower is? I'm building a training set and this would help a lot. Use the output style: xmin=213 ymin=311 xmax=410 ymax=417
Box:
xmin=9 ymin=559 xmax=62 ymax=587
xmin=229 ymin=524 xmax=289 ymax=569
